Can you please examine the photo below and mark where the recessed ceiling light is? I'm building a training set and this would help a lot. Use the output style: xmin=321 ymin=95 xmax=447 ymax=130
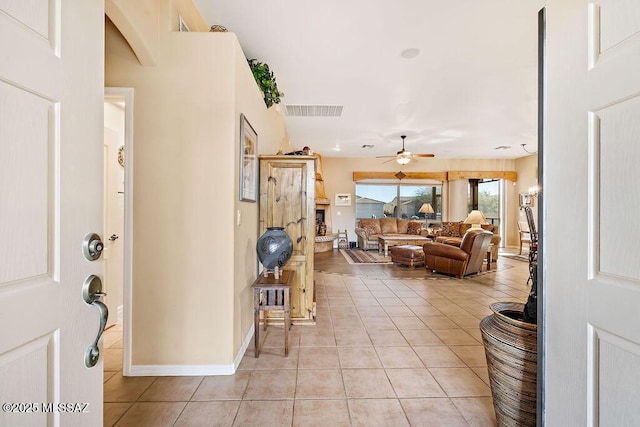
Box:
xmin=495 ymin=145 xmax=511 ymax=150
xmin=362 ymin=144 xmax=375 ymax=149
xmin=400 ymin=48 xmax=420 ymax=59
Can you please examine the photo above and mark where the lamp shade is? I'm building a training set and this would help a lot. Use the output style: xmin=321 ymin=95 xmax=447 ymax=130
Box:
xmin=464 ymin=210 xmax=487 ymax=225
xmin=419 ymin=203 xmax=434 ymax=214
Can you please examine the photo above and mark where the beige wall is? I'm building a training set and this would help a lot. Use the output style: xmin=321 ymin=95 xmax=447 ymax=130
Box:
xmin=233 ymin=50 xmax=286 ymax=354
xmin=105 ymin=0 xmax=285 ymax=368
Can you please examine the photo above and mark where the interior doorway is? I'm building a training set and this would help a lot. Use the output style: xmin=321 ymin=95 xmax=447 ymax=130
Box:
xmin=104 ymin=87 xmax=134 ymax=375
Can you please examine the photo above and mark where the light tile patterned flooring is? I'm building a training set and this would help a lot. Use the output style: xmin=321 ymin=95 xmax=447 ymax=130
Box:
xmin=104 ymin=250 xmax=530 ymax=426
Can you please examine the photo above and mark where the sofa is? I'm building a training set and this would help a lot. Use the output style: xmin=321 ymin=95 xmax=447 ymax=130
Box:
xmin=423 ymin=229 xmax=494 ymax=278
xmin=354 ymin=218 xmax=425 ymax=251
xmin=433 ymin=222 xmax=501 ymax=261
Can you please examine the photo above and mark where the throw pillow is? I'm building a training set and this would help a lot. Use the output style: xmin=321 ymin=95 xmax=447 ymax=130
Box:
xmin=407 ymin=221 xmax=422 ymax=235
xmin=397 ymin=219 xmax=410 ymax=234
xmin=380 ymin=217 xmax=398 ymax=234
xmin=441 ymin=222 xmax=462 ymax=237
xmin=359 ymin=219 xmax=381 ymax=236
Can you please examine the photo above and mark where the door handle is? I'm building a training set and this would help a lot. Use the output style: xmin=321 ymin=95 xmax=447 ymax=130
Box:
xmin=82 ymin=275 xmax=109 ymax=367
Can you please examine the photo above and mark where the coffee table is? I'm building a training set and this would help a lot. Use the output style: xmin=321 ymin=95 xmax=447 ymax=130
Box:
xmin=378 ymin=235 xmax=430 ymax=257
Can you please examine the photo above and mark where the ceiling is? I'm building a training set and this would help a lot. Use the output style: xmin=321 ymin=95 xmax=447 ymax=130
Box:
xmin=194 ymin=0 xmax=544 ymax=159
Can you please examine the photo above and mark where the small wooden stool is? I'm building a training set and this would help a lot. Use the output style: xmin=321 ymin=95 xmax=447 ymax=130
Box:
xmin=252 ymin=270 xmax=292 ymax=357
xmin=336 ymin=229 xmax=349 ymax=249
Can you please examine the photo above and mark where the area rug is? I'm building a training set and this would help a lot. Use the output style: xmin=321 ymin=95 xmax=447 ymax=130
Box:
xmin=339 ymin=249 xmax=393 ymax=264
xmin=501 ymin=253 xmax=529 ymax=263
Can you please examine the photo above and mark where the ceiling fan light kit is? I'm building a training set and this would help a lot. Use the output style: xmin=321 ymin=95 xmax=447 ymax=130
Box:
xmin=376 ymin=135 xmax=435 ymax=164
xmin=396 ymin=152 xmax=412 ymax=165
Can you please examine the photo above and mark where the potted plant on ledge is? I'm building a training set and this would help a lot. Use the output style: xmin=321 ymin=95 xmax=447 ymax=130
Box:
xmin=247 ymin=58 xmax=284 ymax=108
xmin=480 ymin=204 xmax=538 ymax=426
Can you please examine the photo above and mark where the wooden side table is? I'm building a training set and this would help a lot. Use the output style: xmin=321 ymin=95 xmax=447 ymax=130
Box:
xmin=252 ymin=270 xmax=292 ymax=357
xmin=486 ymin=244 xmax=494 ymax=270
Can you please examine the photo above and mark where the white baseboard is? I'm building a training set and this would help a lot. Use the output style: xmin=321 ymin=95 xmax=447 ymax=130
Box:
xmin=127 ymin=325 xmax=254 ymax=376
xmin=234 ymin=323 xmax=254 ymax=371
xmin=128 ymin=364 xmax=236 ymax=376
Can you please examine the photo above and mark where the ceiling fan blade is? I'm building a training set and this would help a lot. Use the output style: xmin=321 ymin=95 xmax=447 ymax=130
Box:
xmin=376 ymin=155 xmax=396 ymax=158
xmin=413 ymin=153 xmax=435 ymax=158
xmin=383 ymin=158 xmax=397 ymax=164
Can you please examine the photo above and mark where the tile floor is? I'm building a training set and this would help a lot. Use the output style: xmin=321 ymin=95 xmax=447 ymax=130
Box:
xmin=104 ymin=249 xmax=531 ymax=426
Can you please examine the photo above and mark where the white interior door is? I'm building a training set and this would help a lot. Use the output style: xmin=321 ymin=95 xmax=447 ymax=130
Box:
xmin=104 ymin=102 xmax=126 ymax=329
xmin=0 ymin=1 xmax=104 ymax=426
xmin=586 ymin=1 xmax=640 ymax=424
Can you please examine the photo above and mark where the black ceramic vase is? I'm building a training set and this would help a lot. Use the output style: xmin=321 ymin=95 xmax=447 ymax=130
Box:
xmin=256 ymin=227 xmax=293 ymax=271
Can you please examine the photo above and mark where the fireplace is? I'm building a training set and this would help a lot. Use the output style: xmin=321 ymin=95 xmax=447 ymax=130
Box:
xmin=314 ymin=201 xmax=336 ymax=252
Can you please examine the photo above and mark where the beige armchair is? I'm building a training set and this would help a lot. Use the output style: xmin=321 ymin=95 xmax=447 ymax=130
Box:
xmin=518 ymin=221 xmax=532 ymax=255
xmin=423 ymin=229 xmax=494 ymax=278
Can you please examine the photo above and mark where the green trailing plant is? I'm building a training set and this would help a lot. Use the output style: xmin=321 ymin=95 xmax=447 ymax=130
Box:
xmin=247 ymin=58 xmax=284 ymax=108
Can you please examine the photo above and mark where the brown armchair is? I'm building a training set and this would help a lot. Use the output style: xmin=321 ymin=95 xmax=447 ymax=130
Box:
xmin=423 ymin=229 xmax=494 ymax=278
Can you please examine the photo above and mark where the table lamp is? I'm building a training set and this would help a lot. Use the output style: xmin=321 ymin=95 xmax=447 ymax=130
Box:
xmin=419 ymin=203 xmax=434 ymax=219
xmin=464 ymin=210 xmax=487 ymax=229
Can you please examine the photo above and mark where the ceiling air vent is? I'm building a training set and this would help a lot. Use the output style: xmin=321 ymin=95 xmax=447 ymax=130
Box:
xmin=284 ymin=105 xmax=343 ymax=117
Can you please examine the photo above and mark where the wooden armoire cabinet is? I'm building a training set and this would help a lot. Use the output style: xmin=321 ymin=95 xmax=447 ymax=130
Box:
xmin=259 ymin=155 xmax=316 ymax=324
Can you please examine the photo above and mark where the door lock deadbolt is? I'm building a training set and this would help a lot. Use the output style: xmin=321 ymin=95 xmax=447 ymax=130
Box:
xmin=83 ymin=233 xmax=104 ymax=261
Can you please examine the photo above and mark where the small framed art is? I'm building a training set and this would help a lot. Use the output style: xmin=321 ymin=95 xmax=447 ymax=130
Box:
xmin=240 ymin=114 xmax=258 ymax=202
xmin=335 ymin=193 xmax=352 ymax=207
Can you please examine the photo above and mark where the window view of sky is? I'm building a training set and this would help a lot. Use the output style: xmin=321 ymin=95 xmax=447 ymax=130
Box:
xmin=356 ymin=185 xmax=425 ymax=202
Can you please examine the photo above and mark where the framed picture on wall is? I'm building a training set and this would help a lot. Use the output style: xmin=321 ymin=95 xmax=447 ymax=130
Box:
xmin=240 ymin=114 xmax=258 ymax=202
xmin=335 ymin=193 xmax=352 ymax=207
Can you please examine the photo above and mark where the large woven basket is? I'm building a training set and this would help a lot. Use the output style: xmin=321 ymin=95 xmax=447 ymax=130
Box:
xmin=480 ymin=302 xmax=537 ymax=427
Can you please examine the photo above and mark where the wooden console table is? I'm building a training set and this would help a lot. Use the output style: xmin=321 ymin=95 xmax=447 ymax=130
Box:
xmin=252 ymin=270 xmax=292 ymax=357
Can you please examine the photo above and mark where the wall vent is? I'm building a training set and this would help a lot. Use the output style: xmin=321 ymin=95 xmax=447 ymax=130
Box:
xmin=284 ymin=105 xmax=343 ymax=117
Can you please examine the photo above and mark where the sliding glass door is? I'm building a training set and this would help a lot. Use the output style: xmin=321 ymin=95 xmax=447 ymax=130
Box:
xmin=478 ymin=179 xmax=500 ymax=225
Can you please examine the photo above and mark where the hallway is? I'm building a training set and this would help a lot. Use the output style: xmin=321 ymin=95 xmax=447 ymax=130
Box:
xmin=104 ymin=250 xmax=530 ymax=426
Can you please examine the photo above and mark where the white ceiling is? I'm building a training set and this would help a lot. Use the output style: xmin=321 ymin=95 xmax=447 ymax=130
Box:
xmin=194 ymin=0 xmax=544 ymax=159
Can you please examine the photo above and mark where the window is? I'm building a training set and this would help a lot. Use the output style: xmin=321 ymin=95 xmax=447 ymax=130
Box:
xmin=355 ymin=184 xmax=442 ymax=222
xmin=478 ymin=180 xmax=500 ymax=224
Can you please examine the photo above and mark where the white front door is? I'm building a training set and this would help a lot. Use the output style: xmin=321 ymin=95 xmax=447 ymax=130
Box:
xmin=0 ymin=1 xmax=104 ymax=426
xmin=546 ymin=0 xmax=640 ymax=424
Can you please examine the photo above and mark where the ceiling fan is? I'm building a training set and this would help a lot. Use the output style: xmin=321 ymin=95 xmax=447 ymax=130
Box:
xmin=376 ymin=135 xmax=435 ymax=165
